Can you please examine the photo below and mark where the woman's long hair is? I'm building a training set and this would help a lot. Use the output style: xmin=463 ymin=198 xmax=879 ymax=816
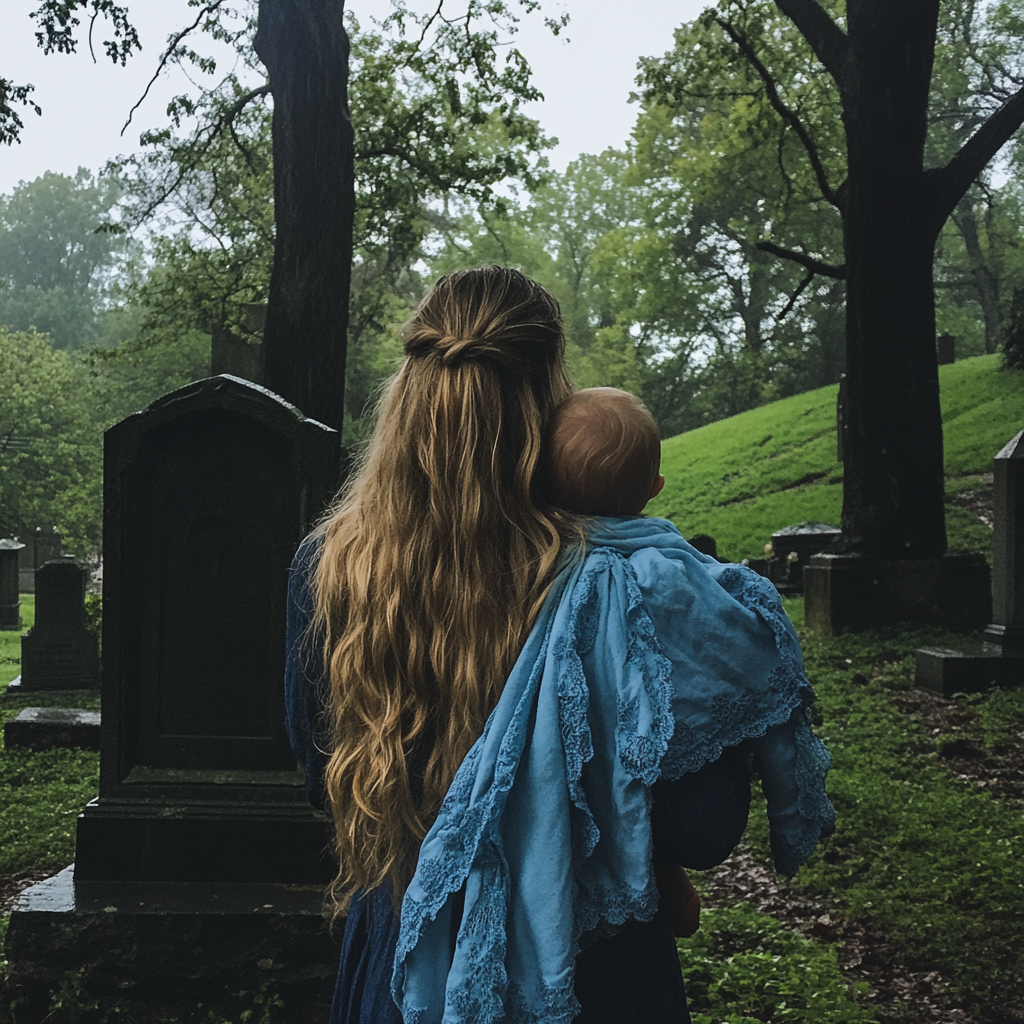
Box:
xmin=311 ymin=266 xmax=581 ymax=913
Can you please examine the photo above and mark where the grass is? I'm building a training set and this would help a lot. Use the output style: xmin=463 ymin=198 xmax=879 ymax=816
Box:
xmin=682 ymin=902 xmax=872 ymax=1024
xmin=648 ymin=354 xmax=1024 ymax=562
xmin=726 ymin=598 xmax=1024 ymax=1019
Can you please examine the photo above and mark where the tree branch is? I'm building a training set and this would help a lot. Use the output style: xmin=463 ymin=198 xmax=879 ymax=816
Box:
xmin=121 ymin=0 xmax=228 ymax=134
xmin=756 ymin=240 xmax=846 ymax=278
xmin=774 ymin=268 xmax=815 ymax=325
xmin=715 ymin=17 xmax=844 ymax=213
xmin=772 ymin=0 xmax=849 ymax=82
xmin=928 ymin=83 xmax=1024 ymax=230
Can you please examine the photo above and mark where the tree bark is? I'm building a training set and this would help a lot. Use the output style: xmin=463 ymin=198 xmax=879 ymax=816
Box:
xmin=839 ymin=0 xmax=947 ymax=559
xmin=254 ymin=0 xmax=353 ymax=432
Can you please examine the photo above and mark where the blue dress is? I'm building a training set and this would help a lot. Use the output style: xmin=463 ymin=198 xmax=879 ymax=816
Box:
xmin=285 ymin=520 xmax=832 ymax=1024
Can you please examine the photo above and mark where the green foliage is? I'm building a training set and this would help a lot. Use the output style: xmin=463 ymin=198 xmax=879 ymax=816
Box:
xmin=681 ymin=902 xmax=872 ymax=1023
xmin=0 ymin=169 xmax=123 ymax=350
xmin=647 ymin=354 xmax=1024 ymax=561
xmin=781 ymin=623 xmax=1024 ymax=1016
xmin=957 ymin=687 xmax=1024 ymax=753
xmin=0 ymin=327 xmax=102 ymax=556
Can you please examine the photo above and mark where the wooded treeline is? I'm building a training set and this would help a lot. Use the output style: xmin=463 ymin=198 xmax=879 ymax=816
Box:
xmin=1 ymin=0 xmax=1022 ymax=558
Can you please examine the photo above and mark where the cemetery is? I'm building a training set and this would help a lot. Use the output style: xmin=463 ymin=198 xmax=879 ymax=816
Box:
xmin=2 ymin=0 xmax=1024 ymax=1021
xmin=0 ymin=351 xmax=1021 ymax=1023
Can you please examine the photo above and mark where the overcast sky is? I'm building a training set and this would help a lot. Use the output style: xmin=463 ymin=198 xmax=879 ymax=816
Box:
xmin=0 ymin=0 xmax=708 ymax=196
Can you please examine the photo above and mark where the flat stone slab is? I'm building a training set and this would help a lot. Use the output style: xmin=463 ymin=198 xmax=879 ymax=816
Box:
xmin=3 ymin=707 xmax=101 ymax=750
xmin=4 ymin=866 xmax=337 ymax=1023
xmin=915 ymin=643 xmax=1024 ymax=697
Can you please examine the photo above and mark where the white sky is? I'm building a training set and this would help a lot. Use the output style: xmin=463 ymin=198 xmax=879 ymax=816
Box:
xmin=0 ymin=0 xmax=709 ymax=196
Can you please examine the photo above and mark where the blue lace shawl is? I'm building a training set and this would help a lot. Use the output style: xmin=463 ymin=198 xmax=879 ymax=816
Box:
xmin=392 ymin=516 xmax=835 ymax=1024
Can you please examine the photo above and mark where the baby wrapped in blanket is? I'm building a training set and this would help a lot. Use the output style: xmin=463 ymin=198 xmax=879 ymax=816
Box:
xmin=393 ymin=388 xmax=836 ymax=1024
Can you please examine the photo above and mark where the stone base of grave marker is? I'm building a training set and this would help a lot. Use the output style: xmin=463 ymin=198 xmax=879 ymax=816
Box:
xmin=915 ymin=642 xmax=1024 ymax=697
xmin=3 ymin=866 xmax=336 ymax=1024
xmin=804 ymin=552 xmax=992 ymax=635
xmin=4 ymin=707 xmax=101 ymax=750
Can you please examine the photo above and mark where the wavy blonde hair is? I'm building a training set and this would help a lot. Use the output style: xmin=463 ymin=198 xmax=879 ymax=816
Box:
xmin=311 ymin=266 xmax=582 ymax=913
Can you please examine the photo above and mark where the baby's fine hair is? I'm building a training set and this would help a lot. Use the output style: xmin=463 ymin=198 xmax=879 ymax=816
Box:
xmin=542 ymin=387 xmax=661 ymax=516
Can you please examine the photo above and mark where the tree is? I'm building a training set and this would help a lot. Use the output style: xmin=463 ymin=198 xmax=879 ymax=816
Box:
xmin=0 ymin=168 xmax=122 ymax=349
xmin=679 ymin=0 xmax=1024 ymax=560
xmin=1 ymin=1 xmax=139 ymax=145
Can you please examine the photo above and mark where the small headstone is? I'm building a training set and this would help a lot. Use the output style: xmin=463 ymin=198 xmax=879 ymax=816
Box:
xmin=688 ymin=533 xmax=718 ymax=559
xmin=0 ymin=538 xmax=25 ymax=629
xmin=17 ymin=540 xmax=34 ymax=592
xmin=16 ymin=560 xmax=99 ymax=690
xmin=16 ymin=528 xmax=63 ymax=593
xmin=211 ymin=325 xmax=265 ymax=384
xmin=4 ymin=707 xmax=101 ymax=750
xmin=986 ymin=429 xmax=1024 ymax=651
xmin=937 ymin=334 xmax=956 ymax=365
xmin=771 ymin=522 xmax=842 ymax=593
xmin=915 ymin=428 xmax=1024 ymax=695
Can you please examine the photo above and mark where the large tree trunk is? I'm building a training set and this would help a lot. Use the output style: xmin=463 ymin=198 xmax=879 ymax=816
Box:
xmin=840 ymin=0 xmax=948 ymax=559
xmin=254 ymin=0 xmax=353 ymax=432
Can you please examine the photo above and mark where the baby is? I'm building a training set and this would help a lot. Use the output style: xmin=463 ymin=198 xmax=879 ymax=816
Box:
xmin=542 ymin=386 xmax=665 ymax=517
xmin=542 ymin=386 xmax=701 ymax=938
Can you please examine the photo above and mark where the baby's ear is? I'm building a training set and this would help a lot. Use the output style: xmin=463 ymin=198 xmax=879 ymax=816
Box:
xmin=648 ymin=474 xmax=665 ymax=500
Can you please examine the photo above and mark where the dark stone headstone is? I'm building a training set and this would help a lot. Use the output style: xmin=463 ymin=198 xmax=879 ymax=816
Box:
xmin=771 ymin=522 xmax=842 ymax=593
xmin=987 ymin=429 xmax=1024 ymax=650
xmin=914 ymin=428 xmax=1024 ymax=695
xmin=0 ymin=538 xmax=25 ymax=629
xmin=74 ymin=375 xmax=339 ymax=884
xmin=211 ymin=325 xmax=265 ymax=385
xmin=16 ymin=560 xmax=99 ymax=691
xmin=688 ymin=533 xmax=718 ymax=559
xmin=937 ymin=334 xmax=956 ymax=365
xmin=804 ymin=552 xmax=991 ymax=634
xmin=4 ymin=707 xmax=101 ymax=750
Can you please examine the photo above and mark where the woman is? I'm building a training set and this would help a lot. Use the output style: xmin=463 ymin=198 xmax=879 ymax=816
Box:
xmin=285 ymin=266 xmax=808 ymax=1024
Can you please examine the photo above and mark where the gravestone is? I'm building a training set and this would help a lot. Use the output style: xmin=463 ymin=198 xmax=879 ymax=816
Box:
xmin=5 ymin=375 xmax=342 ymax=1020
xmin=17 ymin=541 xmax=33 ymax=592
xmin=937 ymin=334 xmax=957 ymax=365
xmin=12 ymin=560 xmax=99 ymax=691
xmin=5 ymin=707 xmax=101 ymax=750
xmin=0 ymin=539 xmax=25 ymax=629
xmin=915 ymin=428 xmax=1024 ymax=695
xmin=771 ymin=522 xmax=842 ymax=593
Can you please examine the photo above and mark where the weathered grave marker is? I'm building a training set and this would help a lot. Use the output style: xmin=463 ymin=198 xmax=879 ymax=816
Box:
xmin=17 ymin=529 xmax=64 ymax=593
xmin=937 ymin=334 xmax=957 ymax=365
xmin=772 ymin=522 xmax=842 ymax=593
xmin=0 ymin=538 xmax=25 ymax=629
xmin=5 ymin=375 xmax=342 ymax=1019
xmin=916 ymin=428 xmax=1024 ymax=694
xmin=12 ymin=560 xmax=99 ymax=691
xmin=5 ymin=707 xmax=101 ymax=750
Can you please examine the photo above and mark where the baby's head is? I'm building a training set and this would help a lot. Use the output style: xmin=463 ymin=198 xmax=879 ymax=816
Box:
xmin=542 ymin=387 xmax=665 ymax=516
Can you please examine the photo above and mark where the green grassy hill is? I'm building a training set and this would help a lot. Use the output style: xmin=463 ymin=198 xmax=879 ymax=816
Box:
xmin=647 ymin=354 xmax=1024 ymax=563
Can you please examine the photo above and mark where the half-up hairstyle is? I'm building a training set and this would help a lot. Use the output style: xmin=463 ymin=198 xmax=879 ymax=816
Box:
xmin=311 ymin=266 xmax=583 ymax=913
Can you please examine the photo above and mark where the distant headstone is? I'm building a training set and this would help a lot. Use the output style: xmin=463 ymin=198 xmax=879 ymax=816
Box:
xmin=771 ymin=522 xmax=842 ymax=593
xmin=211 ymin=325 xmax=265 ymax=385
xmin=4 ymin=707 xmax=101 ymax=750
xmin=688 ymin=533 xmax=718 ymax=559
xmin=15 ymin=560 xmax=99 ymax=691
xmin=915 ymin=427 xmax=1024 ymax=695
xmin=0 ymin=539 xmax=25 ymax=629
xmin=937 ymin=334 xmax=956 ymax=365
xmin=74 ymin=374 xmax=339 ymax=884
xmin=17 ymin=541 xmax=34 ymax=592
